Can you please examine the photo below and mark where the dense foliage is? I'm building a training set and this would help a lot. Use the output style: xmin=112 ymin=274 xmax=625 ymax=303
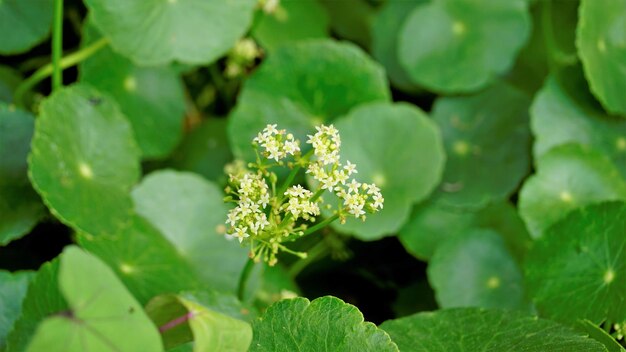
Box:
xmin=1 ymin=0 xmax=625 ymax=351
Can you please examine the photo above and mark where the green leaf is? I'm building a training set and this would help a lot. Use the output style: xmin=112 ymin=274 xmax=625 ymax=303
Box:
xmin=77 ymin=215 xmax=199 ymax=305
xmin=519 ymin=144 xmax=626 ymax=238
xmin=5 ymin=260 xmax=66 ymax=352
xmin=0 ymin=0 xmax=52 ymax=54
xmin=380 ymin=308 xmax=608 ymax=351
xmin=398 ymin=0 xmax=531 ymax=93
xmin=371 ymin=0 xmax=424 ymax=92
xmin=131 ymin=170 xmax=249 ymax=293
xmin=80 ymin=21 xmax=186 ymax=159
xmin=576 ymin=320 xmax=625 ymax=352
xmin=83 ymin=0 xmax=257 ymax=65
xmin=25 ymin=247 xmax=163 ymax=352
xmin=227 ymin=39 xmax=390 ymax=163
xmin=0 ymin=65 xmax=22 ymax=103
xmin=524 ymin=201 xmax=626 ymax=324
xmin=321 ymin=102 xmax=445 ymax=240
xmin=0 ymin=271 xmax=34 ymax=349
xmin=577 ymin=0 xmax=626 ymax=116
xmin=28 ymin=84 xmax=141 ymax=236
xmin=252 ymin=0 xmax=330 ymax=52
xmin=169 ymin=118 xmax=233 ymax=184
xmin=317 ymin=0 xmax=374 ymax=49
xmin=430 ymin=82 xmax=531 ymax=209
xmin=146 ymin=294 xmax=252 ymax=351
xmin=399 ymin=201 xmax=532 ymax=261
xmin=427 ymin=229 xmax=528 ymax=310
xmin=0 ymin=105 xmax=45 ymax=245
xmin=250 ymin=296 xmax=398 ymax=352
xmin=530 ymin=69 xmax=626 ymax=177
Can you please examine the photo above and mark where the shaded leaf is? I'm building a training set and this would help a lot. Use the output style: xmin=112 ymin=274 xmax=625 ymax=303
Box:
xmin=0 ymin=0 xmax=52 ymax=54
xmin=0 ymin=271 xmax=34 ymax=349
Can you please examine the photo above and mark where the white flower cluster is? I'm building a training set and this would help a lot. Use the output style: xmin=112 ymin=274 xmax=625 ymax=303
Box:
xmin=282 ymin=185 xmax=320 ymax=220
xmin=253 ymin=124 xmax=300 ymax=162
xmin=226 ymin=172 xmax=271 ymax=243
xmin=306 ymin=124 xmax=384 ymax=220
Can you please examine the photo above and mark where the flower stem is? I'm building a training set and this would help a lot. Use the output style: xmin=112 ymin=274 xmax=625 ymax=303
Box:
xmin=288 ymin=239 xmax=330 ymax=278
xmin=237 ymin=257 xmax=256 ymax=301
xmin=303 ymin=213 xmax=340 ymax=236
xmin=14 ymin=38 xmax=108 ymax=108
xmin=52 ymin=0 xmax=64 ymax=91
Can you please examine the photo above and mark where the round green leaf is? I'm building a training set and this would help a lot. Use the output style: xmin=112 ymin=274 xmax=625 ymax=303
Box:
xmin=0 ymin=105 xmax=45 ymax=245
xmin=531 ymin=70 xmax=626 ymax=177
xmin=0 ymin=0 xmax=52 ymax=54
xmin=227 ymin=39 xmax=390 ymax=162
xmin=525 ymin=201 xmax=626 ymax=324
xmin=380 ymin=308 xmax=607 ymax=352
xmin=83 ymin=0 xmax=257 ymax=65
xmin=169 ymin=118 xmax=233 ymax=184
xmin=146 ymin=294 xmax=252 ymax=351
xmin=5 ymin=260 xmax=65 ymax=352
xmin=317 ymin=0 xmax=374 ymax=49
xmin=0 ymin=270 xmax=33 ymax=350
xmin=251 ymin=296 xmax=398 ymax=352
xmin=371 ymin=0 xmax=424 ymax=92
xmin=77 ymin=216 xmax=199 ymax=304
xmin=80 ymin=22 xmax=186 ymax=159
xmin=320 ymin=102 xmax=445 ymax=240
xmin=252 ymin=0 xmax=330 ymax=52
xmin=431 ymin=82 xmax=531 ymax=209
xmin=131 ymin=170 xmax=249 ymax=293
xmin=28 ymin=84 xmax=141 ymax=236
xmin=577 ymin=0 xmax=626 ymax=116
xmin=399 ymin=201 xmax=531 ymax=261
xmin=519 ymin=144 xmax=626 ymax=238
xmin=25 ymin=246 xmax=163 ymax=352
xmin=398 ymin=0 xmax=531 ymax=93
xmin=428 ymin=229 xmax=527 ymax=310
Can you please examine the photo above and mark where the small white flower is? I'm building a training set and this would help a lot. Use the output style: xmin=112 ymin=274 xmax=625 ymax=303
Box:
xmin=234 ymin=227 xmax=249 ymax=243
xmin=344 ymin=161 xmax=357 ymax=175
xmin=347 ymin=179 xmax=361 ymax=194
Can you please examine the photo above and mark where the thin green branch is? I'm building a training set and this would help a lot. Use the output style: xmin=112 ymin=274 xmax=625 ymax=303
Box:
xmin=14 ymin=38 xmax=108 ymax=108
xmin=303 ymin=213 xmax=340 ymax=236
xmin=237 ymin=257 xmax=255 ymax=301
xmin=52 ymin=0 xmax=64 ymax=90
xmin=289 ymin=239 xmax=331 ymax=278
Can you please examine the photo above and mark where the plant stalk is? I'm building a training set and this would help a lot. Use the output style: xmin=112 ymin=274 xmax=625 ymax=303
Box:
xmin=52 ymin=0 xmax=64 ymax=91
xmin=303 ymin=213 xmax=340 ymax=236
xmin=237 ymin=257 xmax=256 ymax=301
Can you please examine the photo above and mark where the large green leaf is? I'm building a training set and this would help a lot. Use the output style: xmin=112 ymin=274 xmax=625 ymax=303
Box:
xmin=28 ymin=84 xmax=141 ymax=236
xmin=427 ymin=229 xmax=528 ymax=310
xmin=398 ymin=0 xmax=531 ymax=93
xmin=250 ymin=296 xmax=398 ymax=352
xmin=169 ymin=118 xmax=233 ymax=184
xmin=80 ymin=22 xmax=186 ymax=159
xmin=0 ymin=105 xmax=45 ymax=245
xmin=5 ymin=260 xmax=66 ymax=352
xmin=319 ymin=102 xmax=445 ymax=240
xmin=83 ymin=0 xmax=257 ymax=65
xmin=525 ymin=201 xmax=626 ymax=324
xmin=380 ymin=308 xmax=607 ymax=351
xmin=146 ymin=293 xmax=252 ymax=351
xmin=371 ymin=0 xmax=423 ymax=92
xmin=0 ymin=0 xmax=52 ymax=54
xmin=77 ymin=216 xmax=199 ymax=305
xmin=399 ymin=200 xmax=531 ymax=261
xmin=430 ymin=82 xmax=531 ymax=209
xmin=131 ymin=170 xmax=248 ymax=293
xmin=519 ymin=144 xmax=626 ymax=238
xmin=577 ymin=0 xmax=626 ymax=116
xmin=25 ymin=247 xmax=163 ymax=351
xmin=227 ymin=39 xmax=390 ymax=162
xmin=252 ymin=0 xmax=330 ymax=52
xmin=531 ymin=69 xmax=626 ymax=177
xmin=0 ymin=271 xmax=34 ymax=349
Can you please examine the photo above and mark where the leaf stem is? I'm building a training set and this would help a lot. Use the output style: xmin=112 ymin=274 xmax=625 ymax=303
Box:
xmin=237 ymin=257 xmax=256 ymax=301
xmin=52 ymin=0 xmax=64 ymax=91
xmin=288 ymin=239 xmax=331 ymax=278
xmin=158 ymin=311 xmax=195 ymax=333
xmin=303 ymin=213 xmax=340 ymax=236
xmin=14 ymin=37 xmax=108 ymax=108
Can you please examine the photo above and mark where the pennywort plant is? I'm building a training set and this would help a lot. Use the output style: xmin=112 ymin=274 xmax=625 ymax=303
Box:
xmin=225 ymin=123 xmax=383 ymax=266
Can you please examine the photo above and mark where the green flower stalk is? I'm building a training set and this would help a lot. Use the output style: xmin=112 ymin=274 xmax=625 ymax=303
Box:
xmin=224 ymin=124 xmax=384 ymax=266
